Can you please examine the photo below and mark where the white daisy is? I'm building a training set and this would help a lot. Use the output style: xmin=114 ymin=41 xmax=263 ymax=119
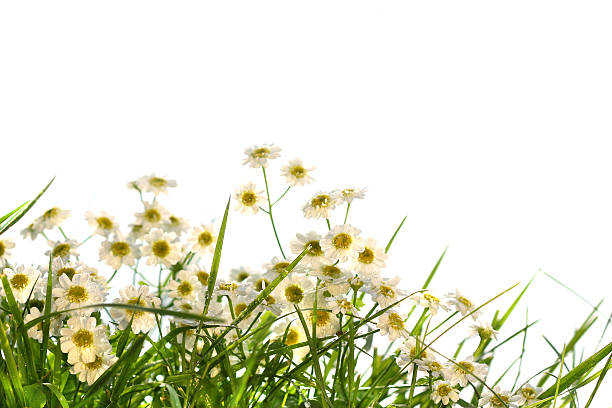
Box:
xmin=0 ymin=238 xmax=16 ymax=264
xmin=410 ymin=292 xmax=450 ymax=316
xmin=186 ymin=264 xmax=211 ymax=288
xmin=309 ymin=262 xmax=350 ymax=284
xmin=446 ymin=289 xmax=481 ymax=320
xmin=233 ymin=183 xmax=265 ymax=214
xmin=274 ymin=320 xmax=308 ymax=361
xmin=34 ymin=207 xmax=71 ymax=231
xmin=99 ymin=235 xmax=139 ymax=270
xmin=24 ymin=307 xmax=44 ymax=342
xmin=277 ymin=274 xmax=314 ymax=307
xmin=417 ymin=355 xmax=446 ymax=377
xmin=229 ymin=266 xmax=254 ymax=282
xmin=141 ymin=229 xmax=182 ymax=267
xmin=163 ymin=214 xmax=190 ymax=236
xmin=281 ymin=159 xmax=314 ymax=186
xmin=134 ymin=201 xmax=169 ymax=231
xmin=21 ymin=222 xmax=43 ymax=240
xmin=189 ymin=224 xmax=216 ymax=255
xmin=243 ymin=144 xmax=282 ymax=168
xmin=478 ymin=386 xmax=521 ymax=408
xmin=263 ymin=257 xmax=302 ymax=279
xmin=302 ymin=192 xmax=341 ymax=219
xmin=216 ymin=281 xmax=239 ymax=297
xmin=134 ymin=174 xmax=177 ymax=195
xmin=378 ymin=310 xmax=409 ymax=341
xmin=167 ymin=269 xmax=201 ymax=301
xmin=46 ymin=239 xmax=80 ymax=260
xmin=515 ymin=383 xmax=542 ymax=406
xmin=2 ymin=265 xmax=41 ymax=304
xmin=111 ymin=285 xmax=161 ymax=334
xmin=127 ymin=223 xmax=146 ymax=241
xmin=70 ymin=351 xmax=117 ymax=385
xmin=85 ymin=211 xmax=117 ymax=237
xmin=327 ymin=295 xmax=358 ymax=316
xmin=337 ymin=187 xmax=367 ymax=204
xmin=303 ymin=302 xmax=339 ymax=338
xmin=289 ymin=231 xmax=330 ymax=267
xmin=443 ymin=356 xmax=488 ymax=387
xmin=60 ymin=315 xmax=112 ymax=364
xmin=366 ymin=276 xmax=406 ymax=308
xmin=52 ymin=273 xmax=104 ymax=314
xmin=352 ymin=237 xmax=387 ymax=277
xmin=469 ymin=320 xmax=499 ymax=341
xmin=430 ymin=380 xmax=460 ymax=406
xmin=320 ymin=225 xmax=364 ymax=262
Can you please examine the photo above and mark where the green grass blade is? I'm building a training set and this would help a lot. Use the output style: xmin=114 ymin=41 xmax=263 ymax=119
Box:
xmin=385 ymin=215 xmax=406 ymax=253
xmin=204 ymin=196 xmax=230 ymax=315
xmin=163 ymin=383 xmax=181 ymax=408
xmin=0 ymin=177 xmax=55 ymax=236
xmin=552 ymin=344 xmax=567 ymax=408
xmin=0 ymin=202 xmax=29 ymax=228
xmin=43 ymin=383 xmax=70 ymax=408
xmin=584 ymin=350 xmax=612 ymax=408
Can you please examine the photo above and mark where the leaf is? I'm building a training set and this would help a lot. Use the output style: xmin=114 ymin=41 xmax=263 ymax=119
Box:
xmin=384 ymin=215 xmax=407 ymax=253
xmin=204 ymin=196 xmax=231 ymax=315
xmin=164 ymin=383 xmax=182 ymax=408
xmin=0 ymin=202 xmax=28 ymax=228
xmin=0 ymin=177 xmax=55 ymax=236
xmin=24 ymin=384 xmax=47 ymax=408
xmin=43 ymin=383 xmax=71 ymax=408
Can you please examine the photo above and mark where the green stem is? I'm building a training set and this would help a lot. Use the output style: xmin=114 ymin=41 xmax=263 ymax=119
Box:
xmin=262 ymin=167 xmax=286 ymax=258
xmin=343 ymin=202 xmax=351 ymax=224
xmin=326 ymin=219 xmax=331 ymax=230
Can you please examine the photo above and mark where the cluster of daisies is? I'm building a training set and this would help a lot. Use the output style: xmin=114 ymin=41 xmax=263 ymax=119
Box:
xmin=0 ymin=144 xmax=542 ymax=406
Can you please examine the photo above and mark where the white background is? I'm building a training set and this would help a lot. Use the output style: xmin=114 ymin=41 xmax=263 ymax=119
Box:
xmin=1 ymin=1 xmax=611 ymax=404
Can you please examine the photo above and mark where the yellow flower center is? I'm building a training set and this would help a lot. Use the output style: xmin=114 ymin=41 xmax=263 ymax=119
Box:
xmin=110 ymin=241 xmax=131 ymax=257
xmin=57 ymin=267 xmax=76 ymax=280
xmin=285 ymin=328 xmax=299 ymax=345
xmin=312 ymin=310 xmax=331 ymax=327
xmin=241 ymin=191 xmax=257 ymax=206
xmin=322 ymin=265 xmax=342 ymax=279
xmin=197 ymin=271 xmax=210 ymax=285
xmin=234 ymin=303 xmax=248 ymax=316
xmin=67 ymin=285 xmax=89 ymax=303
xmin=29 ymin=299 xmax=44 ymax=311
xmin=457 ymin=296 xmax=473 ymax=308
xmin=289 ymin=165 xmax=306 ymax=178
xmin=490 ymin=395 xmax=510 ymax=407
xmin=0 ymin=241 xmax=5 ymax=257
xmin=149 ymin=177 xmax=168 ymax=188
xmin=152 ymin=240 xmax=170 ymax=258
xmin=332 ymin=233 xmax=352 ymax=250
xmin=521 ymin=388 xmax=537 ymax=399
xmin=96 ymin=217 xmax=113 ymax=230
xmin=284 ymin=284 xmax=304 ymax=303
xmin=424 ymin=293 xmax=439 ymax=303
xmin=456 ymin=361 xmax=474 ymax=375
xmin=437 ymin=383 xmax=452 ymax=396
xmin=311 ymin=194 xmax=330 ymax=208
xmin=357 ymin=247 xmax=375 ymax=264
xmin=219 ymin=283 xmax=237 ymax=292
xmin=126 ymin=297 xmax=146 ymax=318
xmin=273 ymin=262 xmax=290 ymax=273
xmin=10 ymin=273 xmax=29 ymax=290
xmin=197 ymin=231 xmax=213 ymax=247
xmin=379 ymin=285 xmax=395 ymax=298
xmin=388 ymin=312 xmax=405 ymax=331
xmin=177 ymin=281 xmax=193 ymax=297
xmin=144 ymin=209 xmax=161 ymax=223
xmin=254 ymin=278 xmax=270 ymax=292
xmin=305 ymin=240 xmax=323 ymax=256
xmin=251 ymin=147 xmax=270 ymax=158
xmin=72 ymin=329 xmax=94 ymax=348
xmin=85 ymin=355 xmax=104 ymax=370
xmin=43 ymin=207 xmax=60 ymax=219
xmin=52 ymin=243 xmax=71 ymax=258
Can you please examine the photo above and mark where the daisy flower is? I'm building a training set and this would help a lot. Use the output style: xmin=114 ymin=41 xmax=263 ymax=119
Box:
xmin=52 ymin=273 xmax=104 ymax=314
xmin=281 ymin=159 xmax=314 ymax=186
xmin=127 ymin=223 xmax=146 ymax=241
xmin=85 ymin=211 xmax=117 ymax=237
xmin=70 ymin=352 xmax=117 ymax=385
xmin=302 ymin=192 xmax=341 ymax=219
xmin=320 ymin=225 xmax=364 ymax=262
xmin=367 ymin=276 xmax=406 ymax=308
xmin=141 ymin=229 xmax=182 ymax=267
xmin=234 ymin=182 xmax=265 ymax=214
xmin=189 ymin=224 xmax=216 ymax=255
xmin=446 ymin=289 xmax=481 ymax=320
xmin=309 ymin=262 xmax=348 ymax=282
xmin=46 ymin=239 xmax=80 ymax=260
xmin=469 ymin=320 xmax=499 ymax=341
xmin=352 ymin=237 xmax=387 ymax=277
xmin=186 ymin=264 xmax=210 ymax=288
xmin=337 ymin=187 xmax=367 ymax=204
xmin=417 ymin=355 xmax=446 ymax=377
xmin=396 ymin=336 xmax=430 ymax=366
xmin=135 ymin=174 xmax=177 ymax=195
xmin=0 ymin=238 xmax=16 ymax=264
xmin=111 ymin=285 xmax=161 ymax=334
xmin=289 ymin=231 xmax=330 ymax=267
xmin=378 ymin=310 xmax=409 ymax=341
xmin=443 ymin=355 xmax=488 ymax=387
xmin=230 ymin=266 xmax=253 ymax=282
xmin=430 ymin=380 xmax=460 ymax=406
xmin=99 ymin=235 xmax=139 ymax=270
xmin=34 ymin=207 xmax=71 ymax=230
xmin=263 ymin=257 xmax=301 ymax=278
xmin=277 ymin=274 xmax=314 ymax=307
xmin=515 ymin=383 xmax=542 ymax=406
xmin=135 ymin=201 xmax=169 ymax=231
xmin=304 ymin=305 xmax=339 ymax=338
xmin=167 ymin=269 xmax=201 ymax=301
xmin=217 ymin=281 xmax=239 ymax=297
xmin=20 ymin=222 xmax=43 ymax=240
xmin=327 ymin=295 xmax=358 ymax=316
xmin=2 ymin=265 xmax=41 ymax=304
xmin=60 ymin=315 xmax=112 ymax=364
xmin=274 ymin=320 xmax=308 ymax=360
xmin=163 ymin=214 xmax=190 ymax=236
xmin=410 ymin=291 xmax=449 ymax=316
xmin=24 ymin=307 xmax=44 ymax=342
xmin=478 ymin=385 xmax=521 ymax=408
xmin=243 ymin=144 xmax=282 ymax=168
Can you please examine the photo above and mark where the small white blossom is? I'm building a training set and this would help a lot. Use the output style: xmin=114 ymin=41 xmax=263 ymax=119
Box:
xmin=281 ymin=159 xmax=314 ymax=186
xmin=320 ymin=225 xmax=364 ymax=262
xmin=234 ymin=183 xmax=265 ymax=214
xmin=243 ymin=144 xmax=282 ymax=168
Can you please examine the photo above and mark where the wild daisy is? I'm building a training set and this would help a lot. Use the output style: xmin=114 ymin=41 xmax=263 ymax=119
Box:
xmin=263 ymin=257 xmax=298 ymax=278
xmin=396 ymin=336 xmax=430 ymax=366
xmin=281 ymin=159 xmax=314 ymax=186
xmin=277 ymin=274 xmax=314 ymax=307
xmin=469 ymin=320 xmax=499 ymax=341
xmin=70 ymin=352 xmax=117 ymax=385
xmin=20 ymin=222 xmax=43 ymax=240
xmin=367 ymin=276 xmax=406 ymax=308
xmin=135 ymin=174 xmax=177 ymax=195
xmin=378 ymin=310 xmax=409 ymax=341
xmin=337 ymin=187 xmax=367 ymax=204
xmin=304 ymin=306 xmax=339 ymax=338
xmin=234 ymin=182 xmax=265 ymax=214
xmin=34 ymin=207 xmax=71 ymax=230
xmin=352 ymin=237 xmax=387 ymax=277
xmin=515 ymin=383 xmax=542 ymax=406
xmin=275 ymin=320 xmax=308 ymax=360
xmin=99 ymin=235 xmax=139 ymax=270
xmin=320 ymin=225 xmax=364 ymax=262
xmin=162 ymin=214 xmax=191 ymax=236
xmin=327 ymin=295 xmax=358 ymax=316
xmin=243 ymin=144 xmax=282 ymax=168
xmin=410 ymin=291 xmax=449 ymax=316
xmin=417 ymin=355 xmax=446 ymax=377
xmin=111 ymin=285 xmax=161 ymax=334
xmin=0 ymin=238 xmax=16 ymax=264
xmin=230 ymin=266 xmax=253 ymax=282
xmin=302 ymin=192 xmax=341 ymax=219
xmin=289 ymin=231 xmax=329 ymax=267
xmin=186 ymin=264 xmax=211 ymax=288
xmin=443 ymin=356 xmax=489 ymax=387
xmin=478 ymin=386 xmax=521 ymax=408
xmin=190 ymin=224 xmax=216 ymax=255
xmin=168 ymin=269 xmax=201 ymax=301
xmin=446 ymin=289 xmax=481 ymax=320
xmin=53 ymin=273 xmax=104 ymax=313
xmin=24 ymin=307 xmax=44 ymax=342
xmin=2 ymin=265 xmax=41 ymax=303
xmin=46 ymin=239 xmax=80 ymax=260
xmin=85 ymin=211 xmax=117 ymax=237
xmin=60 ymin=315 xmax=112 ymax=364
xmin=135 ymin=201 xmax=169 ymax=230
xmin=141 ymin=229 xmax=182 ymax=267
xmin=431 ymin=380 xmax=460 ymax=406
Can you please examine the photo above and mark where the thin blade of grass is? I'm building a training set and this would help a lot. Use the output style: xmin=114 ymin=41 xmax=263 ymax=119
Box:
xmin=384 ymin=215 xmax=406 ymax=253
xmin=0 ymin=177 xmax=55 ymax=235
xmin=584 ymin=350 xmax=612 ymax=408
xmin=203 ymin=196 xmax=230 ymax=315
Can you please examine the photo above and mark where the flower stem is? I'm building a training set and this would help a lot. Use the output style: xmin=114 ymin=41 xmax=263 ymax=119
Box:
xmin=262 ymin=167 xmax=286 ymax=258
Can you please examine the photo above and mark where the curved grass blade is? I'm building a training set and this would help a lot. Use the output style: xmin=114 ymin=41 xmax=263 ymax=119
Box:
xmin=385 ymin=215 xmax=406 ymax=253
xmin=0 ymin=177 xmax=55 ymax=236
xmin=204 ymin=196 xmax=230 ymax=315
